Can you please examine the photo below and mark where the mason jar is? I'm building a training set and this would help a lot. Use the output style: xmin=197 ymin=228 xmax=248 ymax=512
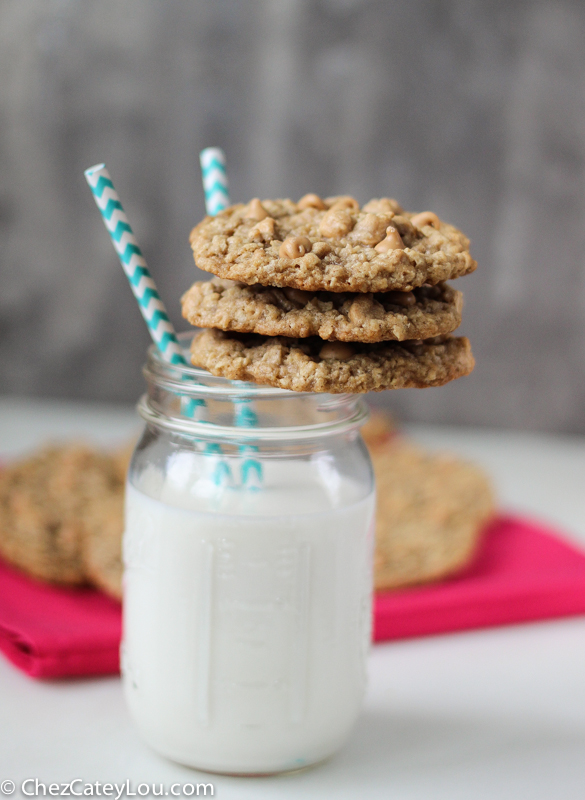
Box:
xmin=121 ymin=334 xmax=375 ymax=775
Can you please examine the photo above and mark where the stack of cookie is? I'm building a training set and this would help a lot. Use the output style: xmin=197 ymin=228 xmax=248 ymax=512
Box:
xmin=182 ymin=194 xmax=476 ymax=393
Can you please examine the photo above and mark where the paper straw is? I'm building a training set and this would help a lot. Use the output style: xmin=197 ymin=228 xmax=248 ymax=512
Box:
xmin=235 ymin=401 xmax=263 ymax=490
xmin=84 ymin=164 xmax=187 ymax=367
xmin=84 ymin=163 xmax=231 ymax=485
xmin=199 ymin=148 xmax=262 ymax=489
xmin=200 ymin=148 xmax=230 ymax=215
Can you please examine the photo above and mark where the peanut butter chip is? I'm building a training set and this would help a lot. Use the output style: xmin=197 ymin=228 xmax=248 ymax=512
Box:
xmin=246 ymin=198 xmax=269 ymax=221
xmin=362 ymin=198 xmax=403 ymax=215
xmin=297 ymin=193 xmax=326 ymax=210
xmin=279 ymin=236 xmax=312 ymax=259
xmin=283 ymin=287 xmax=312 ymax=305
xmin=319 ymin=341 xmax=355 ymax=361
xmin=319 ymin=209 xmax=354 ymax=239
xmin=411 ymin=211 xmax=440 ymax=230
xmin=328 ymin=196 xmax=360 ymax=211
xmin=350 ymin=213 xmax=394 ymax=246
xmin=374 ymin=226 xmax=405 ymax=253
xmin=348 ymin=293 xmax=385 ymax=323
xmin=385 ymin=290 xmax=416 ymax=307
xmin=248 ymin=217 xmax=276 ymax=242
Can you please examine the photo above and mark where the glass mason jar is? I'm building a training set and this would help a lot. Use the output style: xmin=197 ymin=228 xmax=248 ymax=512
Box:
xmin=121 ymin=335 xmax=375 ymax=775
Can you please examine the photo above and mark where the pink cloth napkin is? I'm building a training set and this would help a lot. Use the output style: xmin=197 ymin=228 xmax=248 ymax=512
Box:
xmin=1 ymin=515 xmax=585 ymax=679
xmin=0 ymin=561 xmax=121 ymax=678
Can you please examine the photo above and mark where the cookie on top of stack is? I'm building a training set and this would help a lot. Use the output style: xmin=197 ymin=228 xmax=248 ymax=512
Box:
xmin=182 ymin=194 xmax=476 ymax=393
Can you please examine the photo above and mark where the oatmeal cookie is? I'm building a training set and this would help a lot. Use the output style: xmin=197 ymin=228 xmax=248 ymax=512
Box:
xmin=0 ymin=445 xmax=117 ymax=585
xmin=189 ymin=196 xmax=476 ymax=293
xmin=181 ymin=278 xmax=463 ymax=343
xmin=370 ymin=440 xmax=495 ymax=590
xmin=189 ymin=328 xmax=474 ymax=393
xmin=0 ymin=443 xmax=126 ymax=599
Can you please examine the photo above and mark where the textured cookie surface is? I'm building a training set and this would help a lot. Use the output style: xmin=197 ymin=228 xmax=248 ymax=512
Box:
xmin=0 ymin=443 xmax=127 ymax=599
xmin=189 ymin=197 xmax=476 ymax=293
xmin=182 ymin=278 xmax=463 ymax=343
xmin=190 ymin=328 xmax=474 ymax=393
xmin=370 ymin=439 xmax=495 ymax=590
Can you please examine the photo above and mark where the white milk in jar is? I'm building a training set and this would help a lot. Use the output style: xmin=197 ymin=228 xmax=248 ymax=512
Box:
xmin=123 ymin=340 xmax=375 ymax=774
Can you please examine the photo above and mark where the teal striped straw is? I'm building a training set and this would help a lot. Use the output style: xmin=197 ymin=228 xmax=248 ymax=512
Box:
xmin=84 ymin=163 xmax=231 ymax=486
xmin=85 ymin=164 xmax=186 ymax=367
xmin=199 ymin=148 xmax=262 ymax=489
xmin=200 ymin=147 xmax=230 ymax=216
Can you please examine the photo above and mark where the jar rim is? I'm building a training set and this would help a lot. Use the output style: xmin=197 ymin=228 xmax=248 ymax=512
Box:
xmin=140 ymin=333 xmax=370 ymax=442
xmin=136 ymin=395 xmax=369 ymax=442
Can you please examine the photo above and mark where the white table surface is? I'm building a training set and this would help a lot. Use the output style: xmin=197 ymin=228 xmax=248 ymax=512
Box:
xmin=1 ymin=396 xmax=585 ymax=799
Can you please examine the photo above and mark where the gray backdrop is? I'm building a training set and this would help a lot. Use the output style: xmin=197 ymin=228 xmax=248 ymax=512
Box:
xmin=1 ymin=0 xmax=584 ymax=433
